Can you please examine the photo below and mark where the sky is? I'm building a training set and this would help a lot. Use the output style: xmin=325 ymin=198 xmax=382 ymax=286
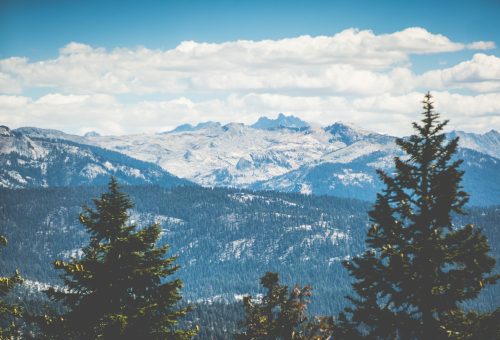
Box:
xmin=1 ymin=0 xmax=499 ymax=136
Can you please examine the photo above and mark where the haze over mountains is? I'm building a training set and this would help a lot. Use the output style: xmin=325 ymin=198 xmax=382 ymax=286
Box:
xmin=1 ymin=113 xmax=499 ymax=205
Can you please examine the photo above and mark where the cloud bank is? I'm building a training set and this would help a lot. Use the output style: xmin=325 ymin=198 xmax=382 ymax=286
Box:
xmin=0 ymin=27 xmax=498 ymax=135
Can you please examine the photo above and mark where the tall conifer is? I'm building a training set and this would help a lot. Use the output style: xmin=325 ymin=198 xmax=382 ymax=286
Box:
xmin=45 ymin=177 xmax=196 ymax=339
xmin=237 ymin=272 xmax=334 ymax=339
xmin=341 ymin=93 xmax=498 ymax=339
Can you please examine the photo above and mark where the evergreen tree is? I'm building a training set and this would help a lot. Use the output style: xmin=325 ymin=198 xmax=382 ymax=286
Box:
xmin=237 ymin=272 xmax=334 ymax=339
xmin=0 ymin=235 xmax=23 ymax=339
xmin=341 ymin=93 xmax=498 ymax=339
xmin=43 ymin=177 xmax=196 ymax=339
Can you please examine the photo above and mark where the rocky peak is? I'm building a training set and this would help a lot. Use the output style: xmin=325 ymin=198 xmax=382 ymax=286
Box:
xmin=0 ymin=125 xmax=13 ymax=137
xmin=251 ymin=113 xmax=309 ymax=131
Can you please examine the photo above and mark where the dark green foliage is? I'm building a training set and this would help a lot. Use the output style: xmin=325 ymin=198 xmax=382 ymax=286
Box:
xmin=41 ymin=178 xmax=196 ymax=339
xmin=237 ymin=272 xmax=334 ymax=339
xmin=0 ymin=184 xmax=372 ymax=316
xmin=0 ymin=235 xmax=23 ymax=338
xmin=341 ymin=93 xmax=499 ymax=339
xmin=0 ymin=186 xmax=499 ymax=318
xmin=182 ymin=302 xmax=244 ymax=340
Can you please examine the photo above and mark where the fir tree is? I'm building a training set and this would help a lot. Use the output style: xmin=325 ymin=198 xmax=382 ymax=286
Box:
xmin=0 ymin=235 xmax=23 ymax=339
xmin=237 ymin=272 xmax=334 ymax=340
xmin=341 ymin=93 xmax=499 ymax=339
xmin=44 ymin=177 xmax=196 ymax=339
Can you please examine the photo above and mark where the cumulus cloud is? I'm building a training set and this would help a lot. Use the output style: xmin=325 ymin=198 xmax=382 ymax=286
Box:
xmin=1 ymin=91 xmax=499 ymax=136
xmin=419 ymin=53 xmax=500 ymax=92
xmin=0 ymin=27 xmax=498 ymax=135
xmin=0 ymin=27 xmax=494 ymax=96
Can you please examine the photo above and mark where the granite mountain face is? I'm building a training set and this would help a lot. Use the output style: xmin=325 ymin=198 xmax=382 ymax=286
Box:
xmin=1 ymin=115 xmax=499 ymax=205
xmin=0 ymin=125 xmax=190 ymax=188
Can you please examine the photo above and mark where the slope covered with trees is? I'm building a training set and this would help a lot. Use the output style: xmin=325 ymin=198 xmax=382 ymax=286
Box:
xmin=1 ymin=185 xmax=498 ymax=320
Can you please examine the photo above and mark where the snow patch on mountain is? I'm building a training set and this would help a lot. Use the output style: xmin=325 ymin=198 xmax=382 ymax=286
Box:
xmin=7 ymin=117 xmax=499 ymax=205
xmin=449 ymin=130 xmax=500 ymax=160
xmin=333 ymin=169 xmax=374 ymax=187
xmin=0 ymin=127 xmax=190 ymax=188
xmin=220 ymin=238 xmax=255 ymax=261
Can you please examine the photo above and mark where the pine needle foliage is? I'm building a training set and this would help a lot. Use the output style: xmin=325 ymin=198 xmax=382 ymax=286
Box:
xmin=43 ymin=177 xmax=196 ymax=339
xmin=237 ymin=272 xmax=334 ymax=340
xmin=340 ymin=93 xmax=499 ymax=339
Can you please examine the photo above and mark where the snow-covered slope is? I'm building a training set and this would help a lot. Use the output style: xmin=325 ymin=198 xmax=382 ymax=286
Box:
xmin=13 ymin=126 xmax=87 ymax=144
xmin=252 ymin=148 xmax=500 ymax=205
xmin=448 ymin=130 xmax=500 ymax=159
xmin=10 ymin=115 xmax=500 ymax=205
xmin=82 ymin=121 xmax=349 ymax=187
xmin=0 ymin=126 xmax=191 ymax=188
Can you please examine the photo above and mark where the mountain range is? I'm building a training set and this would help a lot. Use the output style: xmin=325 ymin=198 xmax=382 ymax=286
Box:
xmin=1 ymin=113 xmax=499 ymax=205
xmin=0 ymin=125 xmax=190 ymax=188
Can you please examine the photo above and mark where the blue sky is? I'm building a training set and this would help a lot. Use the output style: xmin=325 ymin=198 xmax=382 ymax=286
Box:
xmin=2 ymin=0 xmax=499 ymax=60
xmin=0 ymin=0 xmax=499 ymax=135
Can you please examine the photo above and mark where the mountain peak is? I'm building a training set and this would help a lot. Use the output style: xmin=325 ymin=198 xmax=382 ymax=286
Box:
xmin=0 ymin=125 xmax=13 ymax=137
xmin=14 ymin=126 xmax=68 ymax=138
xmin=222 ymin=122 xmax=246 ymax=134
xmin=84 ymin=131 xmax=101 ymax=137
xmin=486 ymin=129 xmax=499 ymax=136
xmin=448 ymin=129 xmax=500 ymax=159
xmin=163 ymin=121 xmax=221 ymax=134
xmin=324 ymin=122 xmax=372 ymax=145
xmin=251 ymin=113 xmax=309 ymax=131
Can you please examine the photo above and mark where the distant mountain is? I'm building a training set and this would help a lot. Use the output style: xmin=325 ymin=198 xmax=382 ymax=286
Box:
xmin=83 ymin=131 xmax=101 ymax=137
xmin=78 ymin=122 xmax=341 ymax=187
xmin=0 ymin=126 xmax=191 ymax=188
xmin=251 ymin=151 xmax=388 ymax=202
xmin=448 ymin=129 xmax=500 ymax=159
xmin=11 ymin=119 xmax=500 ymax=206
xmin=324 ymin=122 xmax=387 ymax=145
xmin=13 ymin=126 xmax=86 ymax=143
xmin=252 ymin=148 xmax=500 ymax=206
xmin=251 ymin=113 xmax=310 ymax=130
xmin=163 ymin=121 xmax=222 ymax=134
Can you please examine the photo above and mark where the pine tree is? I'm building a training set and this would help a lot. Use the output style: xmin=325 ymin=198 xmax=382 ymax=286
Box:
xmin=237 ymin=272 xmax=334 ymax=340
xmin=43 ymin=177 xmax=196 ymax=339
xmin=341 ymin=93 xmax=499 ymax=339
xmin=0 ymin=235 xmax=23 ymax=339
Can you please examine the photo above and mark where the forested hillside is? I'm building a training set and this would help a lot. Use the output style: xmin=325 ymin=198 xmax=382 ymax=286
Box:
xmin=1 ymin=185 xmax=498 ymax=318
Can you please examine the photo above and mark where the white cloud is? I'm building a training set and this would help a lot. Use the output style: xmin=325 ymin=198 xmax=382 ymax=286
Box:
xmin=0 ymin=72 xmax=22 ymax=94
xmin=418 ymin=53 xmax=500 ymax=92
xmin=1 ymin=91 xmax=498 ymax=136
xmin=0 ymin=27 xmax=498 ymax=135
xmin=0 ymin=27 xmax=493 ymax=96
xmin=466 ymin=41 xmax=496 ymax=50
